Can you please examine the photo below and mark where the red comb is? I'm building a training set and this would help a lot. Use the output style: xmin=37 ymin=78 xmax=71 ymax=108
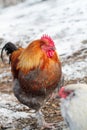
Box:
xmin=41 ymin=34 xmax=55 ymax=46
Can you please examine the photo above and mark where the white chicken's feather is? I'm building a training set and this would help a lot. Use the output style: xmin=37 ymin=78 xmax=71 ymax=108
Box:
xmin=60 ymin=84 xmax=87 ymax=130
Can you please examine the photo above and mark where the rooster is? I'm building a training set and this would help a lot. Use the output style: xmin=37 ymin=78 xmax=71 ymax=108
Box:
xmin=1 ymin=35 xmax=62 ymax=129
xmin=59 ymin=83 xmax=87 ymax=130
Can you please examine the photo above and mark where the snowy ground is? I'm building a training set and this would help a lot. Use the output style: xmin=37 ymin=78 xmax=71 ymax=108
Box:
xmin=0 ymin=0 xmax=87 ymax=129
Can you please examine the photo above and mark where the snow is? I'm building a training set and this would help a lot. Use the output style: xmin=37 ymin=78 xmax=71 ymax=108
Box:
xmin=63 ymin=60 xmax=87 ymax=80
xmin=0 ymin=0 xmax=87 ymax=79
xmin=0 ymin=93 xmax=35 ymax=125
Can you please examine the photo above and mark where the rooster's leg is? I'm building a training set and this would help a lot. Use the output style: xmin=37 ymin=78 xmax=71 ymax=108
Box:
xmin=36 ymin=109 xmax=55 ymax=129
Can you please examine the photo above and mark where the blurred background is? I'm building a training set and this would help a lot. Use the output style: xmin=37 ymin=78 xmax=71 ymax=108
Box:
xmin=0 ymin=0 xmax=87 ymax=130
xmin=0 ymin=0 xmax=24 ymax=7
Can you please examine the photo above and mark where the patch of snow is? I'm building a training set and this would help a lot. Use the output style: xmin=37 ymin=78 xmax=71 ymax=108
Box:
xmin=63 ymin=59 xmax=87 ymax=80
xmin=0 ymin=93 xmax=35 ymax=124
xmin=0 ymin=72 xmax=11 ymax=78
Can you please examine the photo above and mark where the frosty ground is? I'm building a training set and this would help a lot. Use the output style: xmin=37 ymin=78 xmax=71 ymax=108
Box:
xmin=0 ymin=0 xmax=87 ymax=129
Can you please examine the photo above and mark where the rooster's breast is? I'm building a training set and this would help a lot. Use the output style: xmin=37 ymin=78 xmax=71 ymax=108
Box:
xmin=18 ymin=61 xmax=61 ymax=96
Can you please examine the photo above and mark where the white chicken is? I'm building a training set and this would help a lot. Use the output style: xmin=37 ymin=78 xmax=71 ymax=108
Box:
xmin=59 ymin=83 xmax=87 ymax=130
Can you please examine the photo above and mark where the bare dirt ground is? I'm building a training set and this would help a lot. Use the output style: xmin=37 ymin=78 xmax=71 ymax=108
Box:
xmin=0 ymin=41 xmax=87 ymax=130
